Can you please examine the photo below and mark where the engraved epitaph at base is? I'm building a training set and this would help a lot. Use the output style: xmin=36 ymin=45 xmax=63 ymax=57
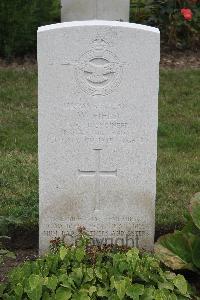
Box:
xmin=38 ymin=21 xmax=160 ymax=254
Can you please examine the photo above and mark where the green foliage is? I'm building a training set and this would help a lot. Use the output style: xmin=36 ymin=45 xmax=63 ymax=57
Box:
xmin=130 ymin=0 xmax=200 ymax=49
xmin=0 ymin=216 xmax=16 ymax=265
xmin=0 ymin=0 xmax=60 ymax=58
xmin=0 ymin=235 xmax=197 ymax=299
xmin=0 ymin=247 xmax=16 ymax=266
xmin=0 ymin=0 xmax=199 ymax=57
xmin=155 ymin=193 xmax=200 ymax=274
xmin=130 ymin=0 xmax=152 ymax=24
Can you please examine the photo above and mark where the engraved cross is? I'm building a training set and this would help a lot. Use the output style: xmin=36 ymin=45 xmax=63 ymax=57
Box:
xmin=78 ymin=149 xmax=117 ymax=211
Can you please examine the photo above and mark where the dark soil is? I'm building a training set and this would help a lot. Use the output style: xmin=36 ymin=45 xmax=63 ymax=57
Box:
xmin=160 ymin=49 xmax=200 ymax=69
xmin=0 ymin=249 xmax=38 ymax=283
xmin=0 ymin=228 xmax=38 ymax=283
xmin=7 ymin=227 xmax=39 ymax=250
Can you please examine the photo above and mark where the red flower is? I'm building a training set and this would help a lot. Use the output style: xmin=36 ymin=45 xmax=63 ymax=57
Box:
xmin=181 ymin=8 xmax=193 ymax=21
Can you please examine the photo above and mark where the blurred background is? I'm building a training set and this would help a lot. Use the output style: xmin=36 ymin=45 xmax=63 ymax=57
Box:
xmin=0 ymin=0 xmax=199 ymax=59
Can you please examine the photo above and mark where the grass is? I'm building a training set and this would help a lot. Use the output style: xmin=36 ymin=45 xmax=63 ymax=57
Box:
xmin=157 ymin=69 xmax=200 ymax=231
xmin=0 ymin=67 xmax=38 ymax=228
xmin=0 ymin=66 xmax=199 ymax=234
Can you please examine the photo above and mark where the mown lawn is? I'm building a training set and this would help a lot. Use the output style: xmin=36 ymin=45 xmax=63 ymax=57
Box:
xmin=0 ymin=67 xmax=199 ymax=233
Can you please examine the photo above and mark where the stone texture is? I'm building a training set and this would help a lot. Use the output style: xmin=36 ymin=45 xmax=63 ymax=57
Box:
xmin=61 ymin=0 xmax=130 ymax=22
xmin=38 ymin=21 xmax=160 ymax=254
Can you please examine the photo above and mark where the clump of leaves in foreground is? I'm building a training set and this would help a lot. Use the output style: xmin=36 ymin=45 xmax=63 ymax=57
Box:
xmin=0 ymin=216 xmax=16 ymax=265
xmin=155 ymin=193 xmax=200 ymax=274
xmin=0 ymin=234 xmax=197 ymax=300
xmin=0 ymin=237 xmax=15 ymax=267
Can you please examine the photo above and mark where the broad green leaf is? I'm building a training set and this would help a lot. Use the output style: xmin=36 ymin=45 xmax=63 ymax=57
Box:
xmin=97 ymin=287 xmax=109 ymax=297
xmin=5 ymin=251 xmax=16 ymax=259
xmin=60 ymin=246 xmax=68 ymax=261
xmin=0 ymin=283 xmax=6 ymax=297
xmin=26 ymin=274 xmax=43 ymax=300
xmin=114 ymin=279 xmax=126 ymax=300
xmin=109 ymin=293 xmax=121 ymax=300
xmin=155 ymin=232 xmax=195 ymax=271
xmin=140 ymin=286 xmax=155 ymax=300
xmin=14 ymin=283 xmax=23 ymax=298
xmin=2 ymin=294 xmax=16 ymax=300
xmin=192 ymin=236 xmax=200 ymax=269
xmin=168 ymin=294 xmax=178 ymax=300
xmin=95 ymin=267 xmax=103 ymax=280
xmin=190 ymin=193 xmax=200 ymax=230
xmin=71 ymin=267 xmax=83 ymax=286
xmin=84 ymin=268 xmax=94 ymax=283
xmin=95 ymin=267 xmax=107 ymax=282
xmin=42 ymin=291 xmax=52 ymax=300
xmin=110 ymin=276 xmax=115 ymax=289
xmin=55 ymin=287 xmax=71 ymax=300
xmin=26 ymin=285 xmax=42 ymax=300
xmin=126 ymin=249 xmax=139 ymax=269
xmin=126 ymin=283 xmax=144 ymax=300
xmin=29 ymin=274 xmax=43 ymax=290
xmin=164 ymin=272 xmax=176 ymax=281
xmin=127 ymin=248 xmax=139 ymax=258
xmin=45 ymin=275 xmax=58 ymax=291
xmin=158 ymin=282 xmax=174 ymax=291
xmin=0 ymin=249 xmax=10 ymax=255
xmin=154 ymin=289 xmax=169 ymax=300
xmin=118 ymin=261 xmax=128 ymax=273
xmin=72 ymin=290 xmax=90 ymax=300
xmin=176 ymin=296 xmax=190 ymax=300
xmin=60 ymin=274 xmax=75 ymax=290
xmin=75 ymin=247 xmax=85 ymax=262
xmin=89 ymin=285 xmax=96 ymax=296
xmin=173 ymin=275 xmax=188 ymax=295
xmin=182 ymin=221 xmax=200 ymax=236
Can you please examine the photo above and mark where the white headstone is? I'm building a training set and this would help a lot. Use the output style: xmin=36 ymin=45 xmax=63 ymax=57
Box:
xmin=38 ymin=21 xmax=160 ymax=254
xmin=61 ymin=0 xmax=130 ymax=22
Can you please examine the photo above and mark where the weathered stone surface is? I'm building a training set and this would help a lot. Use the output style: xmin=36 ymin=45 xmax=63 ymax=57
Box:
xmin=61 ymin=0 xmax=130 ymax=22
xmin=38 ymin=21 xmax=160 ymax=254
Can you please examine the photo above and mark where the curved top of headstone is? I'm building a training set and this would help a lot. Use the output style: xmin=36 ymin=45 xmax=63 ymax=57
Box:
xmin=38 ymin=20 xmax=160 ymax=34
xmin=61 ymin=0 xmax=130 ymax=22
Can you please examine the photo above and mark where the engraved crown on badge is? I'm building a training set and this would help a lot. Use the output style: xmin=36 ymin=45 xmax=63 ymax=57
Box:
xmin=92 ymin=37 xmax=108 ymax=53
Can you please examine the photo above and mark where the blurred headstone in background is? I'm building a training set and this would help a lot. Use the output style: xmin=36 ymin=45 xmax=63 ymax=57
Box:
xmin=61 ymin=0 xmax=130 ymax=22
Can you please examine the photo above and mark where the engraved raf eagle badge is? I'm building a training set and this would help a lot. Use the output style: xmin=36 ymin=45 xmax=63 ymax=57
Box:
xmin=75 ymin=37 xmax=123 ymax=96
